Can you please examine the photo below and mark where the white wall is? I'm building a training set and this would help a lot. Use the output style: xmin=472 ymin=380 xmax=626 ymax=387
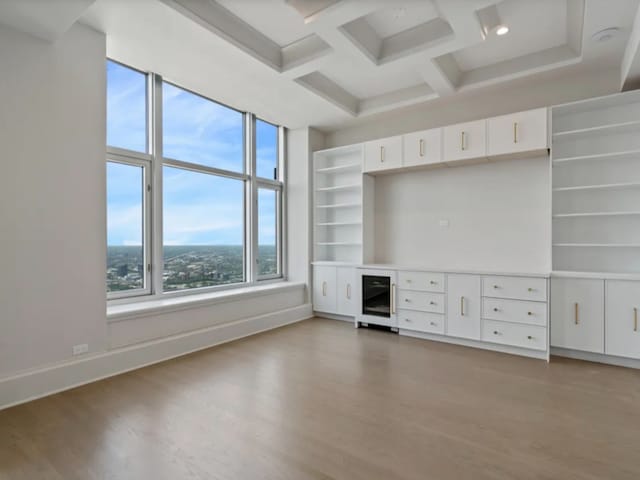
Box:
xmin=324 ymin=67 xmax=620 ymax=148
xmin=372 ymin=157 xmax=551 ymax=273
xmin=0 ymin=23 xmax=108 ymax=378
xmin=0 ymin=23 xmax=310 ymax=406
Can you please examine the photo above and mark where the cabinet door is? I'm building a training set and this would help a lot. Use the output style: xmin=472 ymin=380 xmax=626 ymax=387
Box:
xmin=606 ymin=280 xmax=640 ymax=359
xmin=446 ymin=274 xmax=481 ymax=340
xmin=364 ymin=136 xmax=402 ymax=173
xmin=403 ymin=128 xmax=442 ymax=167
xmin=487 ymin=108 xmax=548 ymax=157
xmin=550 ymin=278 xmax=604 ymax=353
xmin=443 ymin=120 xmax=486 ymax=163
xmin=313 ymin=266 xmax=337 ymax=314
xmin=336 ymin=267 xmax=357 ymax=316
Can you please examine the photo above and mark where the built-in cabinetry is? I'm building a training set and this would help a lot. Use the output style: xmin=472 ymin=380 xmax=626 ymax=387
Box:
xmin=362 ymin=107 xmax=548 ymax=173
xmin=549 ymin=91 xmax=640 ymax=365
xmin=446 ymin=274 xmax=481 ymax=340
xmin=397 ymin=270 xmax=446 ymax=335
xmin=312 ymin=264 xmax=357 ymax=317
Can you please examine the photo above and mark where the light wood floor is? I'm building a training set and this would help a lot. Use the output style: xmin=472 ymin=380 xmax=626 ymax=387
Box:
xmin=1 ymin=318 xmax=639 ymax=480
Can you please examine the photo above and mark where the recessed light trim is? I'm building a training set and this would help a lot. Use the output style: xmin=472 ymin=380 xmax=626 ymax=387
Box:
xmin=496 ymin=25 xmax=509 ymax=36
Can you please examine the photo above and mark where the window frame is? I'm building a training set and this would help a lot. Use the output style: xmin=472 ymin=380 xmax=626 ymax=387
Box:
xmin=106 ymin=59 xmax=286 ymax=303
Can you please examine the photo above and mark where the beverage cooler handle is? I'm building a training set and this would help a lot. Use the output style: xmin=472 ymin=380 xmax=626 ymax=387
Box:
xmin=391 ymin=283 xmax=396 ymax=315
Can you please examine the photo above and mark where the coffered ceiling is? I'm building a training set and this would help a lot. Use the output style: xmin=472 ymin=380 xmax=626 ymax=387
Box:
xmin=2 ymin=0 xmax=640 ymax=130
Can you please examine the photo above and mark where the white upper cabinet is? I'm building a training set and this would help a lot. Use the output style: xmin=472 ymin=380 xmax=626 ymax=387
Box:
xmin=605 ymin=280 xmax=640 ymax=359
xmin=364 ymin=136 xmax=402 ymax=173
xmin=488 ymin=108 xmax=548 ymax=157
xmin=443 ymin=119 xmax=487 ymax=163
xmin=402 ymin=128 xmax=442 ymax=168
xmin=550 ymin=278 xmax=604 ymax=353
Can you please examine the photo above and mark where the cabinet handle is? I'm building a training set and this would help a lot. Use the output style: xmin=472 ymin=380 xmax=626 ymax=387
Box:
xmin=430 ymin=280 xmax=437 ymax=285
xmin=514 ymin=122 xmax=518 ymax=143
xmin=405 ymin=298 xmax=410 ymax=303
xmin=461 ymin=131 xmax=466 ymax=151
xmin=322 ymin=281 xmax=327 ymax=297
xmin=574 ymin=302 xmax=579 ymax=325
xmin=430 ymin=321 xmax=437 ymax=326
xmin=380 ymin=146 xmax=385 ymax=162
xmin=527 ymin=335 xmax=533 ymax=340
xmin=528 ymin=287 xmax=534 ymax=292
xmin=419 ymin=139 xmax=425 ymax=157
xmin=634 ymin=307 xmax=638 ymax=332
xmin=493 ymin=284 xmax=499 ymax=289
xmin=430 ymin=301 xmax=436 ymax=305
xmin=493 ymin=307 xmax=499 ymax=312
xmin=527 ymin=311 xmax=533 ymax=316
xmin=405 ymin=317 xmax=412 ymax=322
xmin=493 ymin=330 xmax=501 ymax=335
xmin=391 ymin=283 xmax=396 ymax=314
xmin=346 ymin=283 xmax=351 ymax=300
xmin=460 ymin=296 xmax=465 ymax=316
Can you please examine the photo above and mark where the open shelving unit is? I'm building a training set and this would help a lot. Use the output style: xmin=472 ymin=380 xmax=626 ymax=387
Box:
xmin=313 ymin=144 xmax=373 ymax=263
xmin=551 ymin=89 xmax=640 ymax=274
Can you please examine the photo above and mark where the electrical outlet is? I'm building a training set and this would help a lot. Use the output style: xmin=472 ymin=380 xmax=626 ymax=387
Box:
xmin=72 ymin=344 xmax=89 ymax=356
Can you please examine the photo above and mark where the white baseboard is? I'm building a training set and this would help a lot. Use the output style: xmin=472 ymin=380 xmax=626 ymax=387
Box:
xmin=551 ymin=347 xmax=640 ymax=369
xmin=400 ymin=329 xmax=549 ymax=360
xmin=0 ymin=303 xmax=313 ymax=411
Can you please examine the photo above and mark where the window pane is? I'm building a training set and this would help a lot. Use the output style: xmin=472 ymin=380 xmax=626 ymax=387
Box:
xmin=163 ymin=166 xmax=245 ymax=290
xmin=258 ymin=188 xmax=278 ymax=276
xmin=163 ymin=83 xmax=244 ymax=172
xmin=107 ymin=162 xmax=145 ymax=292
xmin=106 ymin=60 xmax=147 ymax=153
xmin=256 ymin=119 xmax=278 ymax=179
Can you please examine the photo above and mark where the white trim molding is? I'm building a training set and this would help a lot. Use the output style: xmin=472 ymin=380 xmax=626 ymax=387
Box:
xmin=0 ymin=303 xmax=313 ymax=411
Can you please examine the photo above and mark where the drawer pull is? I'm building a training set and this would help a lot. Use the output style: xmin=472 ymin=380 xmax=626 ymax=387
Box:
xmin=574 ymin=302 xmax=579 ymax=325
xmin=527 ymin=335 xmax=533 ymax=340
xmin=405 ymin=318 xmax=412 ymax=322
xmin=430 ymin=322 xmax=437 ymax=326
xmin=406 ymin=279 xmax=412 ymax=283
xmin=528 ymin=287 xmax=534 ymax=292
xmin=404 ymin=298 xmax=410 ymax=303
xmin=419 ymin=139 xmax=425 ymax=157
xmin=634 ymin=307 xmax=638 ymax=332
xmin=429 ymin=301 xmax=436 ymax=305
xmin=527 ymin=311 xmax=533 ymax=316
xmin=429 ymin=280 xmax=437 ymax=285
xmin=460 ymin=296 xmax=465 ymax=316
xmin=380 ymin=145 xmax=385 ymax=162
xmin=461 ymin=131 xmax=466 ymax=151
xmin=493 ymin=307 xmax=499 ymax=312
xmin=493 ymin=285 xmax=499 ymax=289
xmin=514 ymin=122 xmax=518 ymax=143
xmin=493 ymin=330 xmax=501 ymax=336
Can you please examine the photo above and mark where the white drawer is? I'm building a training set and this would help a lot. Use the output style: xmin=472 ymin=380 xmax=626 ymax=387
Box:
xmin=483 ymin=276 xmax=547 ymax=302
xmin=398 ymin=271 xmax=445 ymax=293
xmin=482 ymin=298 xmax=547 ymax=327
xmin=397 ymin=310 xmax=445 ymax=335
xmin=482 ymin=320 xmax=547 ymax=351
xmin=398 ymin=290 xmax=445 ymax=314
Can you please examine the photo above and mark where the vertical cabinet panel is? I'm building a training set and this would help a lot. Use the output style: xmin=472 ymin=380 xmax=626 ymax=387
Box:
xmin=446 ymin=274 xmax=481 ymax=340
xmin=336 ymin=267 xmax=357 ymax=316
xmin=364 ymin=136 xmax=403 ymax=173
xmin=443 ymin=120 xmax=486 ymax=163
xmin=488 ymin=108 xmax=548 ymax=157
xmin=402 ymin=128 xmax=442 ymax=167
xmin=550 ymin=278 xmax=604 ymax=353
xmin=313 ymin=266 xmax=337 ymax=314
xmin=606 ymin=280 xmax=640 ymax=359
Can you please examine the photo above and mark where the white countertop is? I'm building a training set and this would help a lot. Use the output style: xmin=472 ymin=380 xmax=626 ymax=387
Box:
xmin=312 ymin=261 xmax=551 ymax=278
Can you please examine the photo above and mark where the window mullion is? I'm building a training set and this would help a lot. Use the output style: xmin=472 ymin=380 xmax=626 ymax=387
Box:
xmin=150 ymin=72 xmax=164 ymax=296
xmin=247 ymin=113 xmax=258 ymax=284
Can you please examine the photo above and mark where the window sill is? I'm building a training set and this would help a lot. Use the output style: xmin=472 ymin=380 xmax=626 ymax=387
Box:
xmin=107 ymin=281 xmax=305 ymax=324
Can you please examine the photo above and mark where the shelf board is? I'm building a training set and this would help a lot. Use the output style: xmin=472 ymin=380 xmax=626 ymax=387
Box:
xmin=316 ymin=202 xmax=361 ymax=209
xmin=316 ymin=183 xmax=361 ymax=192
xmin=553 ymin=243 xmax=640 ymax=248
xmin=316 ymin=242 xmax=362 ymax=246
xmin=316 ymin=221 xmax=362 ymax=226
xmin=553 ymin=149 xmax=640 ymax=164
xmin=553 ymin=211 xmax=640 ymax=218
xmin=553 ymin=120 xmax=640 ymax=139
xmin=315 ymin=163 xmax=361 ymax=174
xmin=553 ymin=182 xmax=640 ymax=192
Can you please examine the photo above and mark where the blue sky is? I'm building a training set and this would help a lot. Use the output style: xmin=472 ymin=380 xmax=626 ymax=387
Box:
xmin=106 ymin=60 xmax=277 ymax=247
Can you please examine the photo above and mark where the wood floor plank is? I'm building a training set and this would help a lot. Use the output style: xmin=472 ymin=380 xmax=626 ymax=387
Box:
xmin=1 ymin=318 xmax=639 ymax=480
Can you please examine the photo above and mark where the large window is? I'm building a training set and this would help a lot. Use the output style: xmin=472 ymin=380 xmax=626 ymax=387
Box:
xmin=106 ymin=60 xmax=284 ymax=299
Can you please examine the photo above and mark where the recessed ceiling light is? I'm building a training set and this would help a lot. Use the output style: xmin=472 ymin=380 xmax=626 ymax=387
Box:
xmin=496 ymin=25 xmax=509 ymax=36
xmin=591 ymin=27 xmax=619 ymax=43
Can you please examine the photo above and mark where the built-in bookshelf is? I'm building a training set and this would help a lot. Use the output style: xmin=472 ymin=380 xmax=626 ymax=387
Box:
xmin=551 ymin=90 xmax=640 ymax=274
xmin=313 ymin=145 xmax=373 ymax=263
